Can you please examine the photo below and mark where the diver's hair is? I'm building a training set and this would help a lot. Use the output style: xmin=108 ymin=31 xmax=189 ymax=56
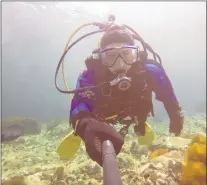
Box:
xmin=100 ymin=25 xmax=135 ymax=49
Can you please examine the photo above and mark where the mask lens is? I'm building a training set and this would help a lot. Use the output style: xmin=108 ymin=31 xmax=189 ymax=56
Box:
xmin=120 ymin=48 xmax=135 ymax=64
xmin=101 ymin=49 xmax=118 ymax=66
xmin=100 ymin=46 xmax=137 ymax=67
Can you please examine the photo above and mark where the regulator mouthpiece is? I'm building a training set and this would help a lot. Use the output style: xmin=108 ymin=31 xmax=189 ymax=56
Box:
xmin=110 ymin=75 xmax=132 ymax=91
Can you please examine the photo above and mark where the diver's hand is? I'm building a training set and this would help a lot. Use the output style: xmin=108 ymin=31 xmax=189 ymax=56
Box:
xmin=75 ymin=117 xmax=124 ymax=166
xmin=169 ymin=116 xmax=184 ymax=136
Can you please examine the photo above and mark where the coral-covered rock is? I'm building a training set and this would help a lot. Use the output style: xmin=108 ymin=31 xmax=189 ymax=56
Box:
xmin=136 ymin=150 xmax=183 ymax=185
xmin=2 ymin=176 xmax=26 ymax=185
xmin=149 ymin=148 xmax=169 ymax=160
xmin=149 ymin=136 xmax=192 ymax=151
xmin=180 ymin=135 xmax=206 ymax=185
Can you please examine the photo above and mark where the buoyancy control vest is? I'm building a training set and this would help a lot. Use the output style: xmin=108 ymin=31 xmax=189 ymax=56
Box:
xmin=84 ymin=54 xmax=156 ymax=126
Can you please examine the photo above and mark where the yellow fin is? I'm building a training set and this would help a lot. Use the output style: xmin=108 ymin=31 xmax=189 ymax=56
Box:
xmin=137 ymin=122 xmax=155 ymax=145
xmin=56 ymin=131 xmax=82 ymax=160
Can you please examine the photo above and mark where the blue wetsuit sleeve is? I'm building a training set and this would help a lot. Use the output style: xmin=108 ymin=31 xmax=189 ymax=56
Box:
xmin=146 ymin=63 xmax=178 ymax=104
xmin=146 ymin=63 xmax=182 ymax=122
xmin=69 ymin=69 xmax=94 ymax=128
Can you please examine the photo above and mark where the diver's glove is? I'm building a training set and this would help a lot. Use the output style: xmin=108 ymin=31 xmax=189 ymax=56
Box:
xmin=164 ymin=102 xmax=184 ymax=136
xmin=169 ymin=116 xmax=184 ymax=136
xmin=169 ymin=108 xmax=184 ymax=136
xmin=74 ymin=117 xmax=124 ymax=166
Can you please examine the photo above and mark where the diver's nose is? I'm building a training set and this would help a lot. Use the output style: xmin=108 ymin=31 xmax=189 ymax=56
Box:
xmin=115 ymin=58 xmax=127 ymax=73
xmin=118 ymin=58 xmax=125 ymax=67
xmin=115 ymin=57 xmax=125 ymax=68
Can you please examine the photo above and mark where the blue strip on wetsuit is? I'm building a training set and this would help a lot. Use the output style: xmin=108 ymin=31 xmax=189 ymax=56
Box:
xmin=70 ymin=69 xmax=94 ymax=117
xmin=71 ymin=103 xmax=90 ymax=116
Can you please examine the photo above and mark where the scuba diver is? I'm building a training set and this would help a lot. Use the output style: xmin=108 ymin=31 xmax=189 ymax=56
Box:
xmin=55 ymin=15 xmax=184 ymax=167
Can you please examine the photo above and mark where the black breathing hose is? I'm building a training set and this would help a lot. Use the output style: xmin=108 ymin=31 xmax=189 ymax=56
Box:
xmin=123 ymin=24 xmax=162 ymax=65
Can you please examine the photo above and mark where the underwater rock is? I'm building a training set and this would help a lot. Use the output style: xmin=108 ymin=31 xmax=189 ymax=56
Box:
xmin=38 ymin=172 xmax=53 ymax=181
xmin=117 ymin=153 xmax=139 ymax=169
xmin=150 ymin=151 xmax=183 ymax=170
xmin=24 ymin=174 xmax=44 ymax=185
xmin=46 ymin=121 xmax=69 ymax=137
xmin=12 ymin=138 xmax=26 ymax=145
xmin=22 ymin=166 xmax=68 ymax=185
xmin=138 ymin=145 xmax=149 ymax=156
xmin=130 ymin=140 xmax=140 ymax=155
xmin=34 ymin=167 xmax=42 ymax=173
xmin=136 ymin=150 xmax=183 ymax=185
xmin=65 ymin=174 xmax=77 ymax=183
xmin=2 ymin=175 xmax=26 ymax=185
xmin=137 ymin=163 xmax=153 ymax=175
xmin=70 ymin=159 xmax=102 ymax=181
xmin=149 ymin=148 xmax=169 ymax=160
xmin=46 ymin=119 xmax=65 ymax=131
xmin=51 ymin=166 xmax=65 ymax=181
xmin=168 ymin=180 xmax=179 ymax=185
xmin=21 ymin=118 xmax=42 ymax=135
xmin=84 ymin=179 xmax=101 ymax=185
xmin=2 ymin=117 xmax=42 ymax=135
xmin=149 ymin=136 xmax=192 ymax=151
xmin=1 ymin=124 xmax=24 ymax=142
xmin=180 ymin=131 xmax=206 ymax=139
xmin=50 ymin=180 xmax=66 ymax=185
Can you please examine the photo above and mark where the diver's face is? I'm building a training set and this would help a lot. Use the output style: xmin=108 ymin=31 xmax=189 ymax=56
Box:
xmin=101 ymin=43 xmax=135 ymax=75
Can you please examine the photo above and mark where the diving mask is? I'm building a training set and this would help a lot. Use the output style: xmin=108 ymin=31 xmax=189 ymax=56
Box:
xmin=100 ymin=45 xmax=139 ymax=75
xmin=100 ymin=45 xmax=139 ymax=67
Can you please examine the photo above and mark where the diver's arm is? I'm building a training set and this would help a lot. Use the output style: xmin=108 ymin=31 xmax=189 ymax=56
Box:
xmin=70 ymin=70 xmax=124 ymax=167
xmin=146 ymin=63 xmax=184 ymax=135
xmin=69 ymin=69 xmax=94 ymax=129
